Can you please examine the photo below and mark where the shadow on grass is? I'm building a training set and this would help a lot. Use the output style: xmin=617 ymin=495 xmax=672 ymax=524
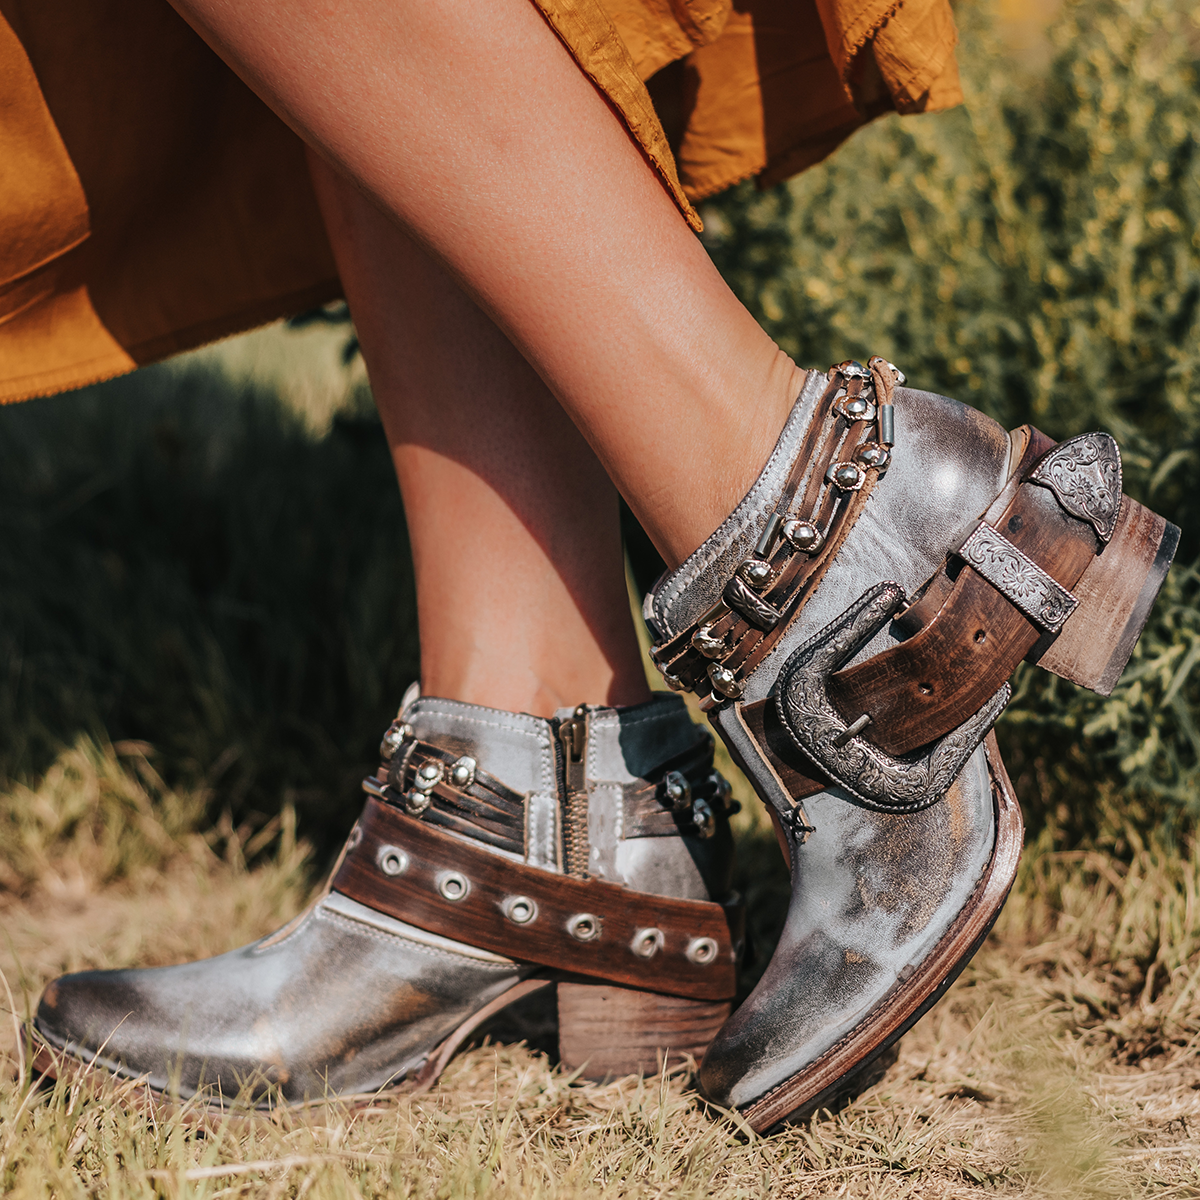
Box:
xmin=0 ymin=363 xmax=418 ymax=856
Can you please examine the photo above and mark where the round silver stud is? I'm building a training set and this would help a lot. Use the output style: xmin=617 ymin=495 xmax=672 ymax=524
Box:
xmin=708 ymin=663 xmax=744 ymax=700
xmin=686 ymin=937 xmax=719 ymax=965
xmin=782 ymin=518 xmax=823 ymax=552
xmin=827 ymin=462 xmax=867 ymax=491
xmin=691 ymin=625 xmax=729 ymax=659
xmin=376 ymin=844 xmax=409 ymax=876
xmin=712 ymin=772 xmax=733 ymax=809
xmin=737 ymin=557 xmax=775 ymax=591
xmin=414 ymin=760 xmax=444 ymax=793
xmin=631 ymin=927 xmax=665 ymax=958
xmin=662 ymin=770 xmax=692 ymax=812
xmin=437 ymin=871 xmax=470 ymax=902
xmin=567 ymin=913 xmax=602 ymax=942
xmin=692 ymin=797 xmax=716 ymax=839
xmin=834 ymin=360 xmax=871 ymax=380
xmin=449 ymin=756 xmax=477 ymax=788
xmin=405 ymin=790 xmax=432 ymax=816
xmin=503 ymin=895 xmax=537 ymax=925
xmin=855 ymin=442 xmax=890 ymax=471
xmin=379 ymin=722 xmax=413 ymax=760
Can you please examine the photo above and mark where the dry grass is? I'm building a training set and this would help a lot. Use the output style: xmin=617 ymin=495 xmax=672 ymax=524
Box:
xmin=4 ymin=742 xmax=1200 ymax=1198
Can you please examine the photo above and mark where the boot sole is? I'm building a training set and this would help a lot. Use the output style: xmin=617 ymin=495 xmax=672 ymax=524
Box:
xmin=734 ymin=733 xmax=1023 ymax=1133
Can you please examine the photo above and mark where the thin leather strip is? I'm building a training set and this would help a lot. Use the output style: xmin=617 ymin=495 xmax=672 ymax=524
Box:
xmin=334 ymin=798 xmax=742 ymax=1000
xmin=828 ymin=439 xmax=1102 ymax=757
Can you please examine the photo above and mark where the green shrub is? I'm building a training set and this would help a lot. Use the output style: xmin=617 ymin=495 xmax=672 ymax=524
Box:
xmin=701 ymin=0 xmax=1200 ymax=835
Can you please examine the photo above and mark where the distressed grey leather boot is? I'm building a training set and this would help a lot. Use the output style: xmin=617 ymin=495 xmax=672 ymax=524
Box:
xmin=646 ymin=358 xmax=1176 ymax=1131
xmin=30 ymin=690 xmax=742 ymax=1112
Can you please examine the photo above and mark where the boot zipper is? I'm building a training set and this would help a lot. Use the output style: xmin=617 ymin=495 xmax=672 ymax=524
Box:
xmin=557 ymin=704 xmax=590 ymax=879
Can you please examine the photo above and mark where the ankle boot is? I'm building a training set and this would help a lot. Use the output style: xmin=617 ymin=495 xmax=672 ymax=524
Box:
xmin=29 ymin=691 xmax=742 ymax=1111
xmin=645 ymin=358 xmax=1176 ymax=1130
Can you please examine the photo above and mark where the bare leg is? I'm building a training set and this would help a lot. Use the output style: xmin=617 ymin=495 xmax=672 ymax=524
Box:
xmin=165 ymin=0 xmax=806 ymax=567
xmin=309 ymin=154 xmax=651 ymax=718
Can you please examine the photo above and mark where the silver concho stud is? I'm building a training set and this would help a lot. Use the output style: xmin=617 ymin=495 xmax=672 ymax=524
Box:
xmin=379 ymin=722 xmax=413 ymax=760
xmin=782 ymin=518 xmax=824 ymax=552
xmin=737 ymin=557 xmax=776 ymax=591
xmin=855 ymin=442 xmax=890 ymax=471
xmin=833 ymin=360 xmax=871 ymax=380
xmin=692 ymin=796 xmax=716 ymax=839
xmin=836 ymin=394 xmax=877 ymax=423
xmin=708 ymin=663 xmax=744 ymax=700
xmin=691 ymin=624 xmax=729 ymax=659
xmin=405 ymin=790 xmax=432 ymax=815
xmin=414 ymin=760 xmax=444 ymax=793
xmin=449 ymin=756 xmax=477 ymax=788
xmin=662 ymin=769 xmax=692 ymax=811
xmin=827 ymin=461 xmax=867 ymax=491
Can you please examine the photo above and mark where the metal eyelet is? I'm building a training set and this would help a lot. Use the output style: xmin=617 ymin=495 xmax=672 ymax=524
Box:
xmin=567 ymin=913 xmax=602 ymax=942
xmin=686 ymin=937 xmax=719 ymax=965
xmin=376 ymin=844 xmax=409 ymax=876
xmin=437 ymin=871 xmax=470 ymax=902
xmin=662 ymin=770 xmax=692 ymax=812
xmin=448 ymin=756 xmax=476 ymax=788
xmin=503 ymin=895 xmax=537 ymax=925
xmin=631 ymin=927 xmax=664 ymax=958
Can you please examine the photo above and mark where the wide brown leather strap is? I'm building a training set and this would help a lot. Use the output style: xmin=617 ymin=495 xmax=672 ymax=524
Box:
xmin=333 ymin=798 xmax=742 ymax=1000
xmin=827 ymin=428 xmax=1112 ymax=756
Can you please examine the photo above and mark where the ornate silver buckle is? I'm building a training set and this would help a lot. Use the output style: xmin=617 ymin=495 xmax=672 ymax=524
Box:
xmin=775 ymin=582 xmax=1010 ymax=813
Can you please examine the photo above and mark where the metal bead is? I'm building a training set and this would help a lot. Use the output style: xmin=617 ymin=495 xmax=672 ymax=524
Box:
xmin=686 ymin=937 xmax=719 ymax=965
xmin=827 ymin=461 xmax=867 ymax=491
xmin=737 ymin=557 xmax=775 ymax=591
xmin=662 ymin=769 xmax=692 ymax=812
xmin=692 ymin=797 xmax=716 ymax=839
xmin=437 ymin=871 xmax=470 ymax=902
xmin=376 ymin=844 xmax=409 ymax=876
xmin=503 ymin=895 xmax=537 ymax=925
xmin=631 ymin=927 xmax=665 ymax=959
xmin=691 ymin=625 xmax=729 ymax=659
xmin=782 ymin=518 xmax=823 ymax=552
xmin=567 ymin=913 xmax=602 ymax=942
xmin=414 ymin=761 xmax=444 ymax=793
xmin=833 ymin=360 xmax=871 ymax=380
xmin=379 ymin=722 xmax=413 ymax=760
xmin=708 ymin=663 xmax=745 ymax=700
xmin=449 ymin=756 xmax=477 ymax=788
xmin=855 ymin=442 xmax=891 ymax=471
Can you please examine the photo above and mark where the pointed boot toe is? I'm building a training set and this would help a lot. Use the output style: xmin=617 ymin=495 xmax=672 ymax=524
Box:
xmin=30 ymin=692 xmax=743 ymax=1112
xmin=647 ymin=359 xmax=1175 ymax=1130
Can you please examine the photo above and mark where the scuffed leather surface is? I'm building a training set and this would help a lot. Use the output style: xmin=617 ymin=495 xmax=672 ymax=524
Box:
xmin=699 ymin=746 xmax=994 ymax=1108
xmin=647 ymin=382 xmax=1012 ymax=1112
xmin=35 ymin=692 xmax=733 ymax=1103
xmin=35 ymin=893 xmax=525 ymax=1104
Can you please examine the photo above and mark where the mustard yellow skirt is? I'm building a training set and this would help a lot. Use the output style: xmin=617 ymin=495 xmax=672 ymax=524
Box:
xmin=0 ymin=0 xmax=962 ymax=405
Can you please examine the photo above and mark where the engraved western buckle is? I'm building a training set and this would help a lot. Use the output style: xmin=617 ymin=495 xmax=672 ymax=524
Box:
xmin=775 ymin=582 xmax=1010 ymax=813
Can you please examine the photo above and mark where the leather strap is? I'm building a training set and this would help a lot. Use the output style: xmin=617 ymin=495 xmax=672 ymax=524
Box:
xmin=827 ymin=428 xmax=1102 ymax=756
xmin=333 ymin=798 xmax=742 ymax=1000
